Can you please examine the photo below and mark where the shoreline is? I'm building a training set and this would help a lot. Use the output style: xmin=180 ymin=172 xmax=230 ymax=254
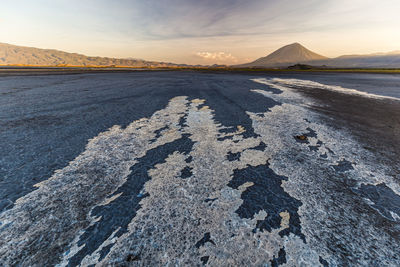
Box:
xmin=1 ymin=66 xmax=400 ymax=77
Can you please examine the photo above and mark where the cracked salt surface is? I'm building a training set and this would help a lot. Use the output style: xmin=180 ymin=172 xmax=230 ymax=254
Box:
xmin=0 ymin=77 xmax=399 ymax=266
xmin=261 ymin=77 xmax=400 ymax=101
xmin=251 ymin=78 xmax=400 ymax=266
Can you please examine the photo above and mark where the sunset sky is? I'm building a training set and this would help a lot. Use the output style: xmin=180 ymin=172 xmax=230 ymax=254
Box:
xmin=1 ymin=0 xmax=400 ymax=64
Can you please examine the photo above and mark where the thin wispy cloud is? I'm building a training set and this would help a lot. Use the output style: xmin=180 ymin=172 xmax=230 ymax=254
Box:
xmin=127 ymin=0 xmax=326 ymax=40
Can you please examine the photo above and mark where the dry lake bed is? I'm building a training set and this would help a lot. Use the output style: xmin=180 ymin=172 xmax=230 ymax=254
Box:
xmin=0 ymin=71 xmax=399 ymax=266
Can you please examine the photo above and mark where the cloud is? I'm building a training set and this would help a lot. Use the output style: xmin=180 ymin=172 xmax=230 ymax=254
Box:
xmin=195 ymin=51 xmax=237 ymax=63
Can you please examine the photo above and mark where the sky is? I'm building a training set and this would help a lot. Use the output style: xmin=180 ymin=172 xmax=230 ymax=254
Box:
xmin=1 ymin=0 xmax=400 ymax=64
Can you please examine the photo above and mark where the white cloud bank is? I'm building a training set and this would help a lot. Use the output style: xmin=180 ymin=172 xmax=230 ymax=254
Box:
xmin=195 ymin=51 xmax=238 ymax=64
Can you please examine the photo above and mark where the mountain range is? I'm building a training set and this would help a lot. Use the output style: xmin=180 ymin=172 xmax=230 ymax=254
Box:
xmin=236 ymin=43 xmax=400 ymax=68
xmin=1 ymin=42 xmax=400 ymax=68
xmin=0 ymin=43 xmax=185 ymax=68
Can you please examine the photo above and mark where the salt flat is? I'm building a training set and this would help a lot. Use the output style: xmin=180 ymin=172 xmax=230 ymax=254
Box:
xmin=0 ymin=71 xmax=399 ymax=266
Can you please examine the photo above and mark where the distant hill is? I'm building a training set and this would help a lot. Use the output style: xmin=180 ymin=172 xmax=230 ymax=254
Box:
xmin=0 ymin=43 xmax=184 ymax=68
xmin=236 ymin=43 xmax=328 ymax=68
xmin=318 ymin=52 xmax=400 ymax=68
xmin=235 ymin=43 xmax=400 ymax=68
